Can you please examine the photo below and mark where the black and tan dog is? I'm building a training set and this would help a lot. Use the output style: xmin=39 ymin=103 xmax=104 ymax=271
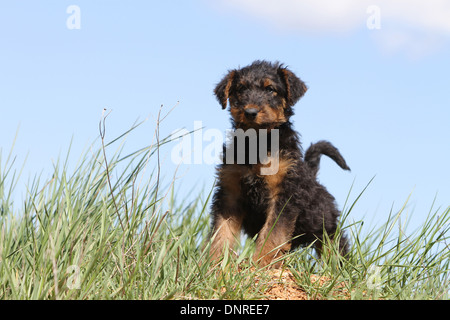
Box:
xmin=209 ymin=60 xmax=350 ymax=267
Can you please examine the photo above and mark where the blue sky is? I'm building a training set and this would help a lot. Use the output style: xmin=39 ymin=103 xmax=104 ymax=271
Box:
xmin=1 ymin=1 xmax=449 ymax=233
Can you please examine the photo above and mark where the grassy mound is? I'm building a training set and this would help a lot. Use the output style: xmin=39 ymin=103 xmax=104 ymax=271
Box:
xmin=1 ymin=116 xmax=448 ymax=300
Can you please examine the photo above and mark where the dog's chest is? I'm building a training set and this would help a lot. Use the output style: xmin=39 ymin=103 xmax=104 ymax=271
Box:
xmin=222 ymin=158 xmax=296 ymax=236
xmin=240 ymin=171 xmax=269 ymax=208
xmin=220 ymin=156 xmax=295 ymax=202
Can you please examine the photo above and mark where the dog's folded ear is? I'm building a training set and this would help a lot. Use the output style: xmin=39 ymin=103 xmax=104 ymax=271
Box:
xmin=214 ymin=70 xmax=236 ymax=110
xmin=279 ymin=67 xmax=308 ymax=107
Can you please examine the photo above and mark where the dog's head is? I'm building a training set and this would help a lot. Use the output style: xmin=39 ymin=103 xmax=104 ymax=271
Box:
xmin=214 ymin=60 xmax=307 ymax=129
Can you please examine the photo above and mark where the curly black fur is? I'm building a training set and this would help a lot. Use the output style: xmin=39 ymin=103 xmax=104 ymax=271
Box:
xmin=209 ymin=60 xmax=351 ymax=267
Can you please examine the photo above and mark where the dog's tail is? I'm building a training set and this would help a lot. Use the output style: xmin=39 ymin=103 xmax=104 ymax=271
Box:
xmin=305 ymin=140 xmax=350 ymax=177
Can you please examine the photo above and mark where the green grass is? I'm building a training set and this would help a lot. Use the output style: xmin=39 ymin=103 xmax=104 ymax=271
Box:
xmin=1 ymin=118 xmax=449 ymax=300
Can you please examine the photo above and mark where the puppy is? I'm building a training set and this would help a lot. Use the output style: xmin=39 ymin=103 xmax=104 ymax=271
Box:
xmin=209 ymin=60 xmax=350 ymax=267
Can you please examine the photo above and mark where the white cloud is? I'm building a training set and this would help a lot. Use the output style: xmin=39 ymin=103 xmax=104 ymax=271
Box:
xmin=219 ymin=0 xmax=450 ymax=57
xmin=221 ymin=0 xmax=365 ymax=34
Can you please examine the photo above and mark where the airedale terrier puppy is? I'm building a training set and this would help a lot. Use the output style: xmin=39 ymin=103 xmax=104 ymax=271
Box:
xmin=208 ymin=60 xmax=351 ymax=267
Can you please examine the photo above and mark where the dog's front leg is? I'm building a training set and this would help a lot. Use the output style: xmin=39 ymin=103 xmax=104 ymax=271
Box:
xmin=209 ymin=208 xmax=243 ymax=263
xmin=253 ymin=202 xmax=294 ymax=268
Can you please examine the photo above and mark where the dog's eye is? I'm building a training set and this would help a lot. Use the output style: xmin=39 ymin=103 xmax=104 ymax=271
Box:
xmin=265 ymin=86 xmax=276 ymax=93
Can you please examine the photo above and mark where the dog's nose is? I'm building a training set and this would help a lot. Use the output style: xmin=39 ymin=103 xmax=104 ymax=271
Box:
xmin=244 ymin=108 xmax=258 ymax=119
